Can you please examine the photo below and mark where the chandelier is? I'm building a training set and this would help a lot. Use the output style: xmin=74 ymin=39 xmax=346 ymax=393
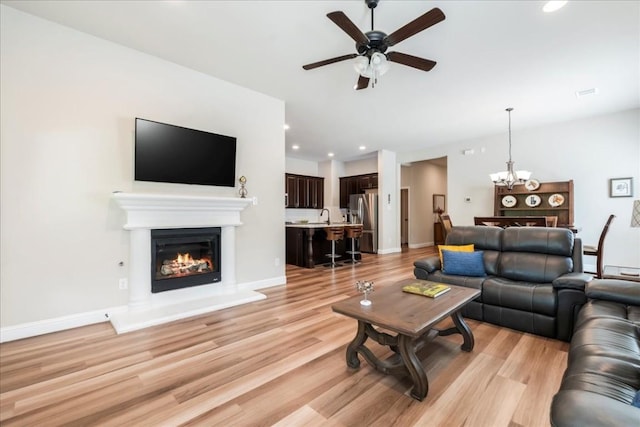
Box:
xmin=489 ymin=108 xmax=531 ymax=190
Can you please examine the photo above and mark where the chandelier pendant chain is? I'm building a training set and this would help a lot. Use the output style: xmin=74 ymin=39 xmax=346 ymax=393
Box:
xmin=507 ymin=107 xmax=513 ymax=163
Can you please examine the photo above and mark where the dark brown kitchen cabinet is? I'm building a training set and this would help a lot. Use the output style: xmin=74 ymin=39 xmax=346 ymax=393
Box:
xmin=339 ymin=173 xmax=378 ymax=208
xmin=285 ymin=174 xmax=324 ymax=209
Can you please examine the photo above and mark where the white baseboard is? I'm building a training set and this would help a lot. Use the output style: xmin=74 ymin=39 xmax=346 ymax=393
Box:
xmin=0 ymin=275 xmax=287 ymax=342
xmin=238 ymin=275 xmax=286 ymax=291
xmin=409 ymin=242 xmax=434 ymax=249
xmin=377 ymin=247 xmax=402 ymax=255
xmin=0 ymin=307 xmax=119 ymax=343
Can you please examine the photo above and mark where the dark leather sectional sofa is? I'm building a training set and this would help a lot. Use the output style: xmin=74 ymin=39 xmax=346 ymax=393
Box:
xmin=551 ymin=278 xmax=640 ymax=426
xmin=413 ymin=226 xmax=591 ymax=341
xmin=414 ymin=225 xmax=640 ymax=423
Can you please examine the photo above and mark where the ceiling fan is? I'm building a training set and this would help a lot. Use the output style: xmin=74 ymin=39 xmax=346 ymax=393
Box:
xmin=302 ymin=0 xmax=445 ymax=90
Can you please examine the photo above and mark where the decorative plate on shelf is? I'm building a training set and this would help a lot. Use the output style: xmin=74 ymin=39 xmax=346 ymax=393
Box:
xmin=549 ymin=194 xmax=565 ymax=207
xmin=501 ymin=195 xmax=517 ymax=208
xmin=524 ymin=179 xmax=540 ymax=191
xmin=525 ymin=194 xmax=542 ymax=207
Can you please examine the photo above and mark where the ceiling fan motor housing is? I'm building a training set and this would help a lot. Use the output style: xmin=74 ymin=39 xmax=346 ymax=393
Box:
xmin=357 ymin=30 xmax=388 ymax=56
xmin=366 ymin=0 xmax=379 ymax=9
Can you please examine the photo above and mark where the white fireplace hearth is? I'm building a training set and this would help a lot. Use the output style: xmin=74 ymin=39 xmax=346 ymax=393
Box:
xmin=111 ymin=192 xmax=264 ymax=333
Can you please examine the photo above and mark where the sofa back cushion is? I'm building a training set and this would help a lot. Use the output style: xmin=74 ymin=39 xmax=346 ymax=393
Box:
xmin=500 ymin=227 xmax=575 ymax=283
xmin=502 ymin=227 xmax=574 ymax=256
xmin=445 ymin=226 xmax=502 ymax=276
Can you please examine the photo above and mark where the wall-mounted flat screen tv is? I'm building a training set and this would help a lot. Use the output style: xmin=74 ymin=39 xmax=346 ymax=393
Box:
xmin=134 ymin=118 xmax=236 ymax=187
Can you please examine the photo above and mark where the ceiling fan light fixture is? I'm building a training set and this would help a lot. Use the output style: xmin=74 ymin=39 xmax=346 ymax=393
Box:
xmin=353 ymin=55 xmax=370 ymax=75
xmin=371 ymin=52 xmax=390 ymax=75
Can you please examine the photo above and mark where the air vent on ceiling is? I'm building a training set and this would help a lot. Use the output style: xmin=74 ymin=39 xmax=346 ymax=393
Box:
xmin=575 ymin=88 xmax=598 ymax=98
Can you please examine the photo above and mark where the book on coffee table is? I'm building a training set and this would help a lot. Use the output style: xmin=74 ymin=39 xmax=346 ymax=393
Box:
xmin=402 ymin=282 xmax=451 ymax=298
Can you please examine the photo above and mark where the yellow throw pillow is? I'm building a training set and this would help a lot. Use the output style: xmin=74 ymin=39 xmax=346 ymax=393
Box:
xmin=438 ymin=244 xmax=474 ymax=266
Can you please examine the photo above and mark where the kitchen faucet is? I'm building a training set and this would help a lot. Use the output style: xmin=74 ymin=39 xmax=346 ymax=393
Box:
xmin=320 ymin=208 xmax=331 ymax=225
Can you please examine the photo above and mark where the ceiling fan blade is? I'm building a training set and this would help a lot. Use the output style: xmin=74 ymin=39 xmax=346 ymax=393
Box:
xmin=327 ymin=11 xmax=369 ymax=45
xmin=302 ymin=54 xmax=357 ymax=70
xmin=355 ymin=75 xmax=369 ymax=90
xmin=384 ymin=8 xmax=445 ymax=47
xmin=387 ymin=51 xmax=437 ymax=72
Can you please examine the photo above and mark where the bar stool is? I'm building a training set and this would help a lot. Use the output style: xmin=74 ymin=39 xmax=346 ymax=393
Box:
xmin=324 ymin=226 xmax=344 ymax=268
xmin=344 ymin=225 xmax=363 ymax=264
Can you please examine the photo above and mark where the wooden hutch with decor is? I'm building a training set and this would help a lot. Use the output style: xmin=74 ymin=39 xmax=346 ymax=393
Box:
xmin=493 ymin=180 xmax=575 ymax=229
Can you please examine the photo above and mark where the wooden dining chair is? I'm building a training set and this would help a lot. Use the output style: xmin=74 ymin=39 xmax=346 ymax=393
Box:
xmin=583 ymin=214 xmax=616 ymax=278
xmin=545 ymin=216 xmax=558 ymax=227
xmin=439 ymin=213 xmax=453 ymax=238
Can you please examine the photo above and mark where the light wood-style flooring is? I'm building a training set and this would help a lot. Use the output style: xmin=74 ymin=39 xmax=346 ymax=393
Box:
xmin=0 ymin=247 xmax=569 ymax=426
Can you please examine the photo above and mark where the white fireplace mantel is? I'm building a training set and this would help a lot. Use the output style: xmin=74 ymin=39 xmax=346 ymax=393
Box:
xmin=112 ymin=192 xmax=254 ymax=229
xmin=110 ymin=192 xmax=263 ymax=334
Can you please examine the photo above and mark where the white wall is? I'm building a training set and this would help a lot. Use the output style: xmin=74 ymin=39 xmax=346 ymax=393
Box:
xmin=343 ymin=156 xmax=377 ymax=176
xmin=0 ymin=6 xmax=286 ymax=328
xmin=398 ymin=108 xmax=640 ymax=269
xmin=284 ymin=157 xmax=318 ymax=176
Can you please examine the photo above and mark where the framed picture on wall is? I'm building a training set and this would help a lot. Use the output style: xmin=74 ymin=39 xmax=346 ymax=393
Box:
xmin=609 ymin=177 xmax=633 ymax=197
xmin=433 ymin=194 xmax=446 ymax=213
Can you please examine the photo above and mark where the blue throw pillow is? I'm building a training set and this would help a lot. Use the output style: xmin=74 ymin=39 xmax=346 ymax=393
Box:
xmin=442 ymin=250 xmax=486 ymax=277
xmin=632 ymin=390 xmax=640 ymax=408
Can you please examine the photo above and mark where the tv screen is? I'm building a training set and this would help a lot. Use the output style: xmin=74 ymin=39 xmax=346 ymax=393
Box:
xmin=134 ymin=118 xmax=237 ymax=187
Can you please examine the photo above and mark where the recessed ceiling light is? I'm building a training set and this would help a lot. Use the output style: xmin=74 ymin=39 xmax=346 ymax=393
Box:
xmin=283 ymin=124 xmax=290 ymax=130
xmin=292 ymin=144 xmax=299 ymax=150
xmin=359 ymin=145 xmax=366 ymax=150
xmin=328 ymin=152 xmax=334 ymax=157
xmin=575 ymin=88 xmax=598 ymax=98
xmin=543 ymin=1 xmax=568 ymax=13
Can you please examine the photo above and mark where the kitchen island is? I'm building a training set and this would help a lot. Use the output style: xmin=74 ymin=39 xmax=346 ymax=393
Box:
xmin=285 ymin=223 xmax=363 ymax=268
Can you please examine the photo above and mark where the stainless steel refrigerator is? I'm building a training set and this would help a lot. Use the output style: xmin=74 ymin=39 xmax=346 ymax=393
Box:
xmin=349 ymin=193 xmax=378 ymax=253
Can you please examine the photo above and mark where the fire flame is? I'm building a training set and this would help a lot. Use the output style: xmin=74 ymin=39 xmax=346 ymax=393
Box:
xmin=176 ymin=253 xmax=194 ymax=265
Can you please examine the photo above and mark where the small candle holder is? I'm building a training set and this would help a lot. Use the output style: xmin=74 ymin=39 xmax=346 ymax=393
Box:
xmin=355 ymin=280 xmax=374 ymax=306
xmin=238 ymin=176 xmax=248 ymax=198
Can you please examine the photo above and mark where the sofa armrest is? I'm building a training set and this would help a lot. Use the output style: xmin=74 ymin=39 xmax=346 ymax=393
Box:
xmin=552 ymin=272 xmax=592 ymax=291
xmin=586 ymin=279 xmax=640 ymax=306
xmin=413 ymin=255 xmax=441 ymax=274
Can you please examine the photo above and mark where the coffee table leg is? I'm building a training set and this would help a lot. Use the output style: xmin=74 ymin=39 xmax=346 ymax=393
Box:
xmin=437 ymin=310 xmax=475 ymax=352
xmin=346 ymin=320 xmax=368 ymax=368
xmin=398 ymin=334 xmax=428 ymax=401
xmin=451 ymin=310 xmax=474 ymax=352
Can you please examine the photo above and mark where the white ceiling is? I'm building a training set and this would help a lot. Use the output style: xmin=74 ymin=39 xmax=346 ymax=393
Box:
xmin=3 ymin=0 xmax=639 ymax=162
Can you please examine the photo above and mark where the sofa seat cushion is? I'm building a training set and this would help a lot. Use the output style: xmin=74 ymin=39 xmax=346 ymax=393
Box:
xmin=424 ymin=271 xmax=485 ymax=299
xmin=559 ymin=368 xmax=638 ymax=405
xmin=562 ymin=355 xmax=640 ymax=401
xmin=569 ymin=317 xmax=640 ymax=365
xmin=482 ymin=277 xmax=556 ymax=316
xmin=575 ymin=300 xmax=640 ymax=329
xmin=551 ymin=389 xmax=640 ymax=427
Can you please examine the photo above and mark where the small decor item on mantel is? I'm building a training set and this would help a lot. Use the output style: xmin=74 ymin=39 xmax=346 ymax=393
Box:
xmin=238 ymin=175 xmax=248 ymax=198
xmin=355 ymin=280 xmax=374 ymax=306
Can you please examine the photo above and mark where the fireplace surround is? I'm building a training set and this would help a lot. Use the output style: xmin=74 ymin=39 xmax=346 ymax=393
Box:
xmin=111 ymin=192 xmax=263 ymax=333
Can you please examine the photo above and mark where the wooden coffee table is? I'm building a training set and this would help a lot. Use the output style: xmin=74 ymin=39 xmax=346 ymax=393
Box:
xmin=332 ymin=278 xmax=480 ymax=401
